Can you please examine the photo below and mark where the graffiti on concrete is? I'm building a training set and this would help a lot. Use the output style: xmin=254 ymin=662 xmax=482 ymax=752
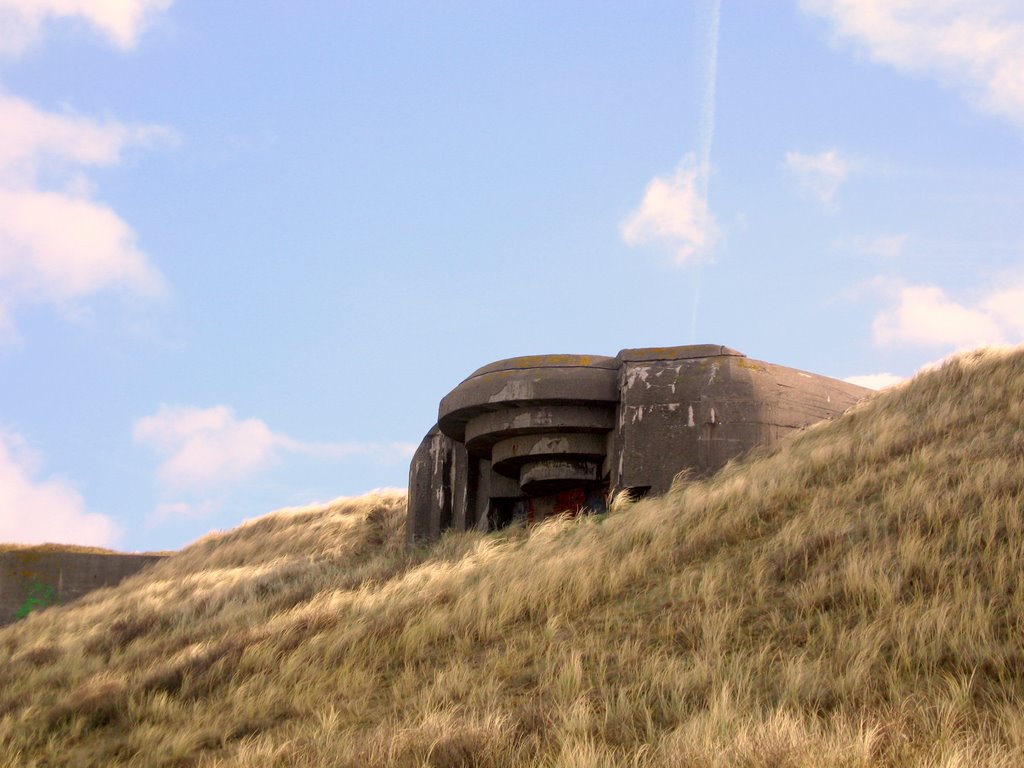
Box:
xmin=15 ymin=580 xmax=59 ymax=619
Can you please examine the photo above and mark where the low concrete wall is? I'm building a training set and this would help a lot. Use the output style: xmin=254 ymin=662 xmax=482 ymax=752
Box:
xmin=0 ymin=550 xmax=166 ymax=626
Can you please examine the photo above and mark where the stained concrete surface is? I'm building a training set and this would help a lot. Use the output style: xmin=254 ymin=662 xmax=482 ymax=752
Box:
xmin=0 ymin=549 xmax=166 ymax=626
xmin=409 ymin=344 xmax=871 ymax=544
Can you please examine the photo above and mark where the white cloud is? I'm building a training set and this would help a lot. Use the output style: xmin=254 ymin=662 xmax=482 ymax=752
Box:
xmin=133 ymin=404 xmax=416 ymax=494
xmin=0 ymin=90 xmax=170 ymax=340
xmin=843 ymin=372 xmax=905 ymax=389
xmin=785 ymin=149 xmax=849 ymax=204
xmin=133 ymin=405 xmax=287 ymax=492
xmin=802 ymin=0 xmax=1024 ymax=128
xmin=0 ymin=91 xmax=160 ymax=179
xmin=983 ymin=286 xmax=1024 ymax=337
xmin=0 ymin=0 xmax=172 ymax=55
xmin=0 ymin=187 xmax=164 ymax=298
xmin=873 ymin=283 xmax=1024 ymax=349
xmin=0 ymin=429 xmax=120 ymax=547
xmin=621 ymin=154 xmax=718 ymax=265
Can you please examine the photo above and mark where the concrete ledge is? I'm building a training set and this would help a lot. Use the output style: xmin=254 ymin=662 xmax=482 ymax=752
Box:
xmin=492 ymin=433 xmax=608 ymax=475
xmin=466 ymin=354 xmax=619 ymax=378
xmin=438 ymin=361 xmax=619 ymax=442
xmin=520 ymin=460 xmax=599 ymax=495
xmin=465 ymin=405 xmax=616 ymax=453
xmin=616 ymin=344 xmax=745 ymax=362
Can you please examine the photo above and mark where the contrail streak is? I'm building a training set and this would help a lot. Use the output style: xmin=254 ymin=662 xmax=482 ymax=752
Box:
xmin=691 ymin=0 xmax=721 ymax=343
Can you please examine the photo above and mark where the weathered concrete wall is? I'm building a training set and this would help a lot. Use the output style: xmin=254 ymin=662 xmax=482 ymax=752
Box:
xmin=609 ymin=346 xmax=867 ymax=495
xmin=408 ymin=344 xmax=871 ymax=544
xmin=0 ymin=550 xmax=166 ymax=626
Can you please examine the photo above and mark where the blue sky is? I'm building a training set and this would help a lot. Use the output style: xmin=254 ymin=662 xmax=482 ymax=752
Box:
xmin=0 ymin=1 xmax=1021 ymax=552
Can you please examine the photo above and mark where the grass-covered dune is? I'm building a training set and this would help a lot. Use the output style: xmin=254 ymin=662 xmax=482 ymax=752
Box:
xmin=2 ymin=346 xmax=1024 ymax=767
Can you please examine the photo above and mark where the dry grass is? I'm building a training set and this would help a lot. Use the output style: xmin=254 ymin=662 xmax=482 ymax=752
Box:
xmin=0 ymin=544 xmax=118 ymax=555
xmin=2 ymin=345 xmax=1024 ymax=766
xmin=0 ymin=543 xmax=174 ymax=555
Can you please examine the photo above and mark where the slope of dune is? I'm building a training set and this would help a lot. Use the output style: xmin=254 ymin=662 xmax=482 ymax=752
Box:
xmin=2 ymin=346 xmax=1023 ymax=767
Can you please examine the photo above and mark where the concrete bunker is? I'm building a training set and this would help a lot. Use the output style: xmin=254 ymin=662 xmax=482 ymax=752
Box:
xmin=0 ymin=548 xmax=166 ymax=626
xmin=407 ymin=344 xmax=871 ymax=544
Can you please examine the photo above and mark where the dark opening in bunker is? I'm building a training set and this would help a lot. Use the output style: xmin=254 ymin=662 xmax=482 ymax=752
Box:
xmin=487 ymin=498 xmax=526 ymax=531
xmin=623 ymin=485 xmax=651 ymax=502
xmin=486 ymin=483 xmax=609 ymax=532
